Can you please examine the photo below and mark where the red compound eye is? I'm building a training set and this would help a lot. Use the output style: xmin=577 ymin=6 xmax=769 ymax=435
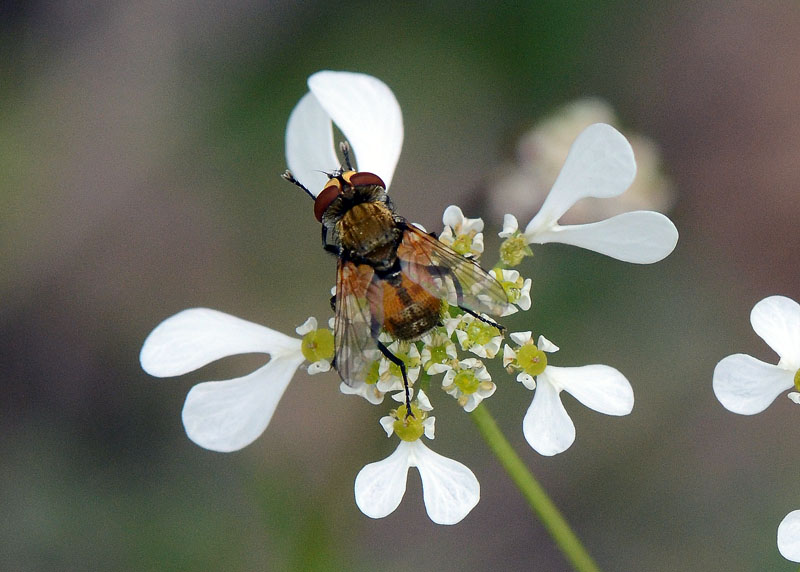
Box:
xmin=345 ymin=171 xmax=386 ymax=189
xmin=314 ymin=181 xmax=341 ymax=221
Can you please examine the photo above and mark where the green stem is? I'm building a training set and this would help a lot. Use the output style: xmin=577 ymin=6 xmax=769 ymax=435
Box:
xmin=470 ymin=403 xmax=601 ymax=572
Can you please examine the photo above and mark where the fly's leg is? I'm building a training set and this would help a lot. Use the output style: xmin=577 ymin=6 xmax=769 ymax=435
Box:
xmin=460 ymin=307 xmax=505 ymax=334
xmin=376 ymin=339 xmax=413 ymax=418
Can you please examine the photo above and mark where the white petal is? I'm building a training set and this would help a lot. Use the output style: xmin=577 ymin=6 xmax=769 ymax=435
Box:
xmin=523 ymin=377 xmax=575 ymax=456
xmin=509 ymin=331 xmax=533 ymax=346
xmin=442 ymin=205 xmax=465 ymax=228
xmin=525 ymin=123 xmax=636 ymax=235
xmin=410 ymin=440 xmax=480 ymax=525
xmin=750 ymin=296 xmax=800 ymax=368
xmin=527 ymin=211 xmax=678 ymax=264
xmin=548 ymin=365 xmax=634 ymax=416
xmin=181 ymin=353 xmax=303 ymax=452
xmin=499 ymin=213 xmax=519 ymax=237
xmin=295 ymin=316 xmax=318 ymax=335
xmin=340 ymin=381 xmax=385 ymax=405
xmin=308 ymin=71 xmax=403 ymax=189
xmin=285 ymin=91 xmax=338 ymax=195
xmin=712 ymin=354 xmax=795 ymax=414
xmin=416 ymin=389 xmax=433 ymax=411
xmin=354 ymin=442 xmax=412 ymax=519
xmin=140 ymin=308 xmax=301 ymax=378
xmin=537 ymin=335 xmax=559 ymax=353
xmin=778 ymin=510 xmax=800 ymax=562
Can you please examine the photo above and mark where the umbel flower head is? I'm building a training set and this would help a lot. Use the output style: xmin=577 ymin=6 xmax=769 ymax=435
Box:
xmin=713 ymin=295 xmax=800 ymax=414
xmin=141 ymin=69 xmax=679 ymax=528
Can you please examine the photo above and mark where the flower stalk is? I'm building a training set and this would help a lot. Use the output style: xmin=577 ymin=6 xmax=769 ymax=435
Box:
xmin=470 ymin=403 xmax=601 ymax=572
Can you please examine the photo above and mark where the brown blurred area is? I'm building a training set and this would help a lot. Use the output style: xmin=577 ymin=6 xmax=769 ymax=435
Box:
xmin=2 ymin=2 xmax=800 ymax=571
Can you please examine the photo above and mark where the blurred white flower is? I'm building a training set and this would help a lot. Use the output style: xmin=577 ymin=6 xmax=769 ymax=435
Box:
xmin=491 ymin=98 xmax=674 ymax=224
xmin=499 ymin=123 xmax=678 ymax=264
xmin=355 ymin=391 xmax=480 ymax=525
xmin=140 ymin=309 xmax=332 ymax=452
xmin=504 ymin=332 xmax=634 ymax=456
xmin=713 ymin=295 xmax=800 ymax=414
xmin=778 ymin=510 xmax=800 ymax=562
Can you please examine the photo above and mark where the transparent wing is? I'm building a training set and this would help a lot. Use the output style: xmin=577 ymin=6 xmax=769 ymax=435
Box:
xmin=334 ymin=260 xmax=383 ymax=386
xmin=397 ymin=224 xmax=508 ymax=316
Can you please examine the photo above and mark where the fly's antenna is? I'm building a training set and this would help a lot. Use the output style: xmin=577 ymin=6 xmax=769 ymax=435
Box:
xmin=282 ymin=170 xmax=315 ymax=199
xmin=339 ymin=141 xmax=354 ymax=171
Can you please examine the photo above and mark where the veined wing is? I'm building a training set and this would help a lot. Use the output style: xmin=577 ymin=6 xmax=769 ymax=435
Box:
xmin=397 ymin=223 xmax=508 ymax=316
xmin=333 ymin=260 xmax=382 ymax=386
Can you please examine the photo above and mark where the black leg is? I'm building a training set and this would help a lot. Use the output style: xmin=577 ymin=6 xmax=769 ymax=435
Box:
xmin=376 ymin=339 xmax=414 ymax=417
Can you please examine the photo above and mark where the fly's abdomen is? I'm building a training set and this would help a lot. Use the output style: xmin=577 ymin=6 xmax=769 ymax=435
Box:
xmin=378 ymin=274 xmax=443 ymax=341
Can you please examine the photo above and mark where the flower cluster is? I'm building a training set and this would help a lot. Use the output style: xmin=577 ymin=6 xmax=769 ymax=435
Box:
xmin=140 ymin=71 xmax=678 ymax=525
xmin=712 ymin=295 xmax=800 ymax=561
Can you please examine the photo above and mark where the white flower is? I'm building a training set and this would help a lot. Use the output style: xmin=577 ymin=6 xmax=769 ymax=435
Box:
xmin=286 ymin=70 xmax=403 ymax=194
xmin=505 ymin=123 xmax=678 ymax=264
xmin=355 ymin=391 xmax=480 ymax=525
xmin=778 ymin=510 xmax=800 ymax=562
xmin=453 ymin=313 xmax=503 ymax=359
xmin=295 ymin=316 xmax=333 ymax=374
xmin=439 ymin=205 xmax=485 ymax=258
xmin=139 ymin=308 xmax=307 ymax=452
xmin=713 ymin=295 xmax=800 ymax=414
xmin=489 ymin=268 xmax=532 ymax=316
xmin=504 ymin=332 xmax=634 ymax=456
xmin=441 ymin=358 xmax=495 ymax=412
xmin=419 ymin=329 xmax=458 ymax=375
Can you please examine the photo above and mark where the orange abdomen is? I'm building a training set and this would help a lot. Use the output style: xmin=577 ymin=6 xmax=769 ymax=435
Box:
xmin=379 ymin=274 xmax=443 ymax=341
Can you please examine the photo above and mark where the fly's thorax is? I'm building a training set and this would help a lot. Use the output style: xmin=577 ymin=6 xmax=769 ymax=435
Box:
xmin=332 ymin=194 xmax=402 ymax=270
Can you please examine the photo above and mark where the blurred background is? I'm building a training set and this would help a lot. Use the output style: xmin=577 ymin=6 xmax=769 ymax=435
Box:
xmin=3 ymin=1 xmax=800 ymax=570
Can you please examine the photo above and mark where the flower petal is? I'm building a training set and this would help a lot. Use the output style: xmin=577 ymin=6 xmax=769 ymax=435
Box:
xmin=750 ymin=296 xmax=800 ymax=368
xmin=308 ymin=71 xmax=403 ymax=189
xmin=524 ymin=123 xmax=636 ymax=235
xmin=140 ymin=308 xmax=301 ymax=378
xmin=527 ymin=211 xmax=678 ymax=264
xmin=778 ymin=510 xmax=800 ymax=562
xmin=354 ymin=442 xmax=412 ymax=519
xmin=410 ymin=440 xmax=480 ymax=525
xmin=285 ymin=91 xmax=339 ymax=195
xmin=523 ymin=376 xmax=575 ymax=456
xmin=181 ymin=352 xmax=304 ymax=452
xmin=548 ymin=364 xmax=634 ymax=416
xmin=712 ymin=354 xmax=794 ymax=414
